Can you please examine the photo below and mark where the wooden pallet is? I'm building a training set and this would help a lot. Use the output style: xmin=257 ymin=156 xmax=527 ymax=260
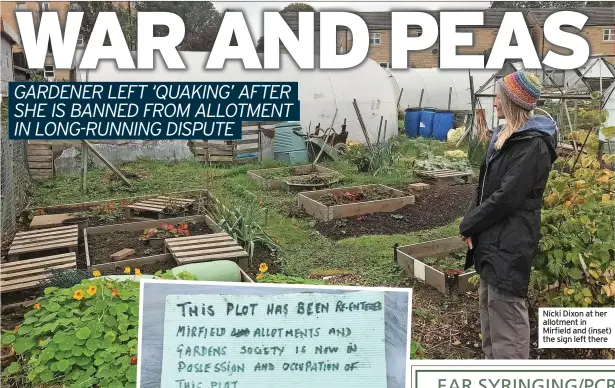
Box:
xmin=417 ymin=169 xmax=474 ymax=184
xmin=1 ymin=252 xmax=77 ymax=293
xmin=164 ymin=232 xmax=249 ymax=269
xmin=27 ymin=142 xmax=54 ymax=181
xmin=7 ymin=225 xmax=78 ymax=262
xmin=125 ymin=196 xmax=196 ymax=219
xmin=189 ymin=126 xmax=262 ymax=164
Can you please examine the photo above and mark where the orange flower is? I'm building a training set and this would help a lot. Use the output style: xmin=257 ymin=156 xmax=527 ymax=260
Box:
xmin=14 ymin=325 xmax=20 ymax=333
xmin=107 ymin=204 xmax=116 ymax=210
xmin=73 ymin=290 xmax=84 ymax=300
xmin=112 ymin=289 xmax=119 ymax=298
xmin=161 ymin=224 xmax=169 ymax=229
xmin=130 ymin=356 xmax=138 ymax=365
xmin=256 ymin=273 xmax=264 ymax=281
xmin=599 ymin=175 xmax=610 ymax=183
xmin=130 ymin=347 xmax=134 ymax=354
xmin=121 ymin=201 xmax=128 ymax=207
xmin=124 ymin=267 xmax=131 ymax=274
xmin=33 ymin=303 xmax=40 ymax=309
xmin=92 ymin=270 xmax=101 ymax=277
xmin=106 ymin=282 xmax=112 ymax=289
xmin=259 ymin=263 xmax=268 ymax=273
xmin=87 ymin=285 xmax=97 ymax=296
xmin=135 ymin=268 xmax=142 ymax=276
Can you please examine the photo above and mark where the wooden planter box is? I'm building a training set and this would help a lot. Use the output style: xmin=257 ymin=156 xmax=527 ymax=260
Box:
xmin=395 ymin=237 xmax=477 ymax=294
xmin=247 ymin=164 xmax=340 ymax=190
xmin=85 ymin=214 xmax=248 ymax=273
xmin=298 ymin=184 xmax=415 ymax=222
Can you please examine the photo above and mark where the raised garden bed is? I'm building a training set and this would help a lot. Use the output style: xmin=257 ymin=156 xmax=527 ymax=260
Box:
xmin=315 ymin=184 xmax=476 ymax=239
xmin=24 ymin=190 xmax=208 ymax=228
xmin=84 ymin=215 xmax=220 ymax=273
xmin=247 ymin=164 xmax=341 ymax=190
xmin=395 ymin=236 xmax=477 ymax=294
xmin=298 ymin=184 xmax=415 ymax=222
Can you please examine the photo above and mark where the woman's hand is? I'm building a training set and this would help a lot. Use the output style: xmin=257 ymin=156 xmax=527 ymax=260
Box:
xmin=461 ymin=235 xmax=473 ymax=250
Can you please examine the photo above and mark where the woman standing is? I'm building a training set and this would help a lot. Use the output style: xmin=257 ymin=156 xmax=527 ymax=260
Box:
xmin=459 ymin=71 xmax=558 ymax=359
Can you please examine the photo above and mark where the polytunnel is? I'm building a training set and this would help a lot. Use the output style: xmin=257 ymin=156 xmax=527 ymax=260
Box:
xmin=83 ymin=51 xmax=399 ymax=144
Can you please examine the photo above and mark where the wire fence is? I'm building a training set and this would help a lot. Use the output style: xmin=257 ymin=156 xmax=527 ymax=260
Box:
xmin=1 ymin=123 xmax=31 ymax=248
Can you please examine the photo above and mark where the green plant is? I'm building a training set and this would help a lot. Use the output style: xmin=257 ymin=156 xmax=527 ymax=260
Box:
xmin=153 ymin=269 xmax=198 ymax=280
xmin=257 ymin=273 xmax=328 ymax=285
xmin=410 ymin=339 xmax=426 ymax=359
xmin=533 ymin=113 xmax=615 ymax=308
xmin=342 ymin=140 xmax=401 ymax=176
xmin=1 ymin=279 xmax=140 ymax=387
xmin=161 ymin=196 xmax=184 ymax=213
xmin=415 ymin=151 xmax=473 ymax=172
xmin=208 ymin=199 xmax=281 ymax=262
xmin=78 ymin=202 xmax=126 ymax=222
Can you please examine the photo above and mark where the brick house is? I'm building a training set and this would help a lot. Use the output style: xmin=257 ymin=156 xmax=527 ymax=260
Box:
xmin=281 ymin=8 xmax=614 ymax=68
xmin=527 ymin=7 xmax=615 ymax=64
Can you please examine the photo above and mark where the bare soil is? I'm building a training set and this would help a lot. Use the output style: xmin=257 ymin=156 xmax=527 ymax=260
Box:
xmin=85 ymin=222 xmax=212 ymax=266
xmin=318 ymin=186 xmax=393 ymax=206
xmin=315 ymin=184 xmax=476 ymax=240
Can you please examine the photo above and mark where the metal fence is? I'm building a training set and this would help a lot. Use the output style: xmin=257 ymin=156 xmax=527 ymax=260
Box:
xmin=1 ymin=123 xmax=31 ymax=247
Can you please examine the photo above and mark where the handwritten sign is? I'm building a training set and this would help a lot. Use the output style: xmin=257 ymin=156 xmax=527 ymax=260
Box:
xmin=160 ymin=291 xmax=387 ymax=388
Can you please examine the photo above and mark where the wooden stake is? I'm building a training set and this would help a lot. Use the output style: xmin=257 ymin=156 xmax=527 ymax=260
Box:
xmin=383 ymin=120 xmax=388 ymax=142
xmin=352 ymin=99 xmax=374 ymax=151
xmin=419 ymin=89 xmax=425 ymax=108
xmin=81 ymin=141 xmax=88 ymax=191
xmin=377 ymin=116 xmax=384 ymax=145
xmin=447 ymin=87 xmax=453 ymax=111
xmin=83 ymin=140 xmax=132 ymax=186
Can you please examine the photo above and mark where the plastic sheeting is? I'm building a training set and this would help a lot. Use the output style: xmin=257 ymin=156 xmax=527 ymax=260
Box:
xmin=82 ymin=52 xmax=398 ymax=144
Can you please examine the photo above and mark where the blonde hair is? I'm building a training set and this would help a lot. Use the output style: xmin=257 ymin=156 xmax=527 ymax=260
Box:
xmin=494 ymin=84 xmax=533 ymax=150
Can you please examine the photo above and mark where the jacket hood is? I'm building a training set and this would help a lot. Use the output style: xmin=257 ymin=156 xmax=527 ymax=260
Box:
xmin=487 ymin=115 xmax=558 ymax=164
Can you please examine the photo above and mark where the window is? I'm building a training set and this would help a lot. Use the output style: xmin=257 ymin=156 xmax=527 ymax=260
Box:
xmin=40 ymin=2 xmax=50 ymax=11
xmin=15 ymin=2 xmax=27 ymax=11
xmin=369 ymin=32 xmax=381 ymax=45
xmin=379 ymin=62 xmax=391 ymax=68
xmin=77 ymin=34 xmax=84 ymax=46
xmin=604 ymin=28 xmax=615 ymax=41
xmin=347 ymin=30 xmax=352 ymax=40
xmin=44 ymin=65 xmax=54 ymax=81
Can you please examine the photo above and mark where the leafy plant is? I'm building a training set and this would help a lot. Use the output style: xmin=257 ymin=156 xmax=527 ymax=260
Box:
xmin=78 ymin=202 xmax=126 ymax=222
xmin=342 ymin=140 xmax=401 ymax=176
xmin=257 ymin=273 xmax=328 ymax=285
xmin=533 ymin=108 xmax=615 ymax=308
xmin=153 ymin=269 xmax=198 ymax=280
xmin=161 ymin=196 xmax=184 ymax=213
xmin=138 ymin=222 xmax=191 ymax=240
xmin=208 ymin=199 xmax=280 ymax=263
xmin=410 ymin=339 xmax=426 ymax=360
xmin=415 ymin=151 xmax=473 ymax=173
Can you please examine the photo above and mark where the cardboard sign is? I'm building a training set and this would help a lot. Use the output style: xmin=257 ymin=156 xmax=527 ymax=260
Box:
xmin=160 ymin=291 xmax=387 ymax=388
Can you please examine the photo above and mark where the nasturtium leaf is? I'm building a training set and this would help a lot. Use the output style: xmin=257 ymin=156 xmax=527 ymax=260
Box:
xmin=23 ymin=317 xmax=39 ymax=325
xmin=75 ymin=338 xmax=86 ymax=346
xmin=58 ymin=338 xmax=74 ymax=351
xmin=75 ymin=356 xmax=90 ymax=366
xmin=127 ymin=339 xmax=138 ymax=348
xmin=44 ymin=287 xmax=59 ymax=295
xmin=17 ymin=326 xmax=32 ymax=335
xmin=104 ymin=332 xmax=117 ymax=343
xmin=86 ymin=337 xmax=99 ymax=351
xmin=13 ymin=336 xmax=36 ymax=354
xmin=94 ymin=357 xmax=106 ymax=367
xmin=67 ymin=368 xmax=83 ymax=382
xmin=1 ymin=333 xmax=15 ymax=345
xmin=83 ymin=347 xmax=95 ymax=357
xmin=104 ymin=315 xmax=117 ymax=328
xmin=56 ymin=359 xmax=71 ymax=372
xmin=115 ymin=303 xmax=128 ymax=314
xmin=71 ymin=346 xmax=83 ymax=357
xmin=76 ymin=327 xmax=91 ymax=340
xmin=46 ymin=302 xmax=61 ymax=312
xmin=126 ymin=365 xmax=137 ymax=383
xmin=4 ymin=362 xmax=20 ymax=375
xmin=40 ymin=369 xmax=55 ymax=383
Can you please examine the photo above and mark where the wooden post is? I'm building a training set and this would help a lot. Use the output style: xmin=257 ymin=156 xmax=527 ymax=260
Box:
xmin=83 ymin=140 xmax=132 ymax=186
xmin=447 ymin=87 xmax=453 ymax=111
xmin=396 ymin=88 xmax=404 ymax=109
xmin=418 ymin=89 xmax=425 ymax=108
xmin=377 ymin=116 xmax=383 ymax=145
xmin=81 ymin=141 xmax=88 ymax=191
xmin=352 ymin=99 xmax=374 ymax=151
xmin=383 ymin=120 xmax=387 ymax=143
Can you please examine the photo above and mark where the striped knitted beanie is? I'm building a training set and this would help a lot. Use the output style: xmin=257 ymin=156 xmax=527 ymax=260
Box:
xmin=497 ymin=70 xmax=542 ymax=110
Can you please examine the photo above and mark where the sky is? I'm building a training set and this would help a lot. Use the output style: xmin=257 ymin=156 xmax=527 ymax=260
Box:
xmin=211 ymin=1 xmax=491 ymax=37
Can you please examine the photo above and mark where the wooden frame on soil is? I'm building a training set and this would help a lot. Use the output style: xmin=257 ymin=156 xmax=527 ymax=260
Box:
xmin=298 ymin=184 xmax=415 ymax=222
xmin=85 ymin=214 xmax=249 ymax=273
xmin=247 ymin=164 xmax=341 ymax=190
xmin=27 ymin=189 xmax=209 ymax=212
xmin=395 ymin=236 xmax=477 ymax=294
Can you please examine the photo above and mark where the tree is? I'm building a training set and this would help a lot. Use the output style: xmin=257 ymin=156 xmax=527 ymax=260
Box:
xmin=490 ymin=1 xmax=614 ymax=7
xmin=135 ymin=2 xmax=223 ymax=51
xmin=69 ymin=2 xmax=136 ymax=48
xmin=280 ymin=2 xmax=315 ymax=12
